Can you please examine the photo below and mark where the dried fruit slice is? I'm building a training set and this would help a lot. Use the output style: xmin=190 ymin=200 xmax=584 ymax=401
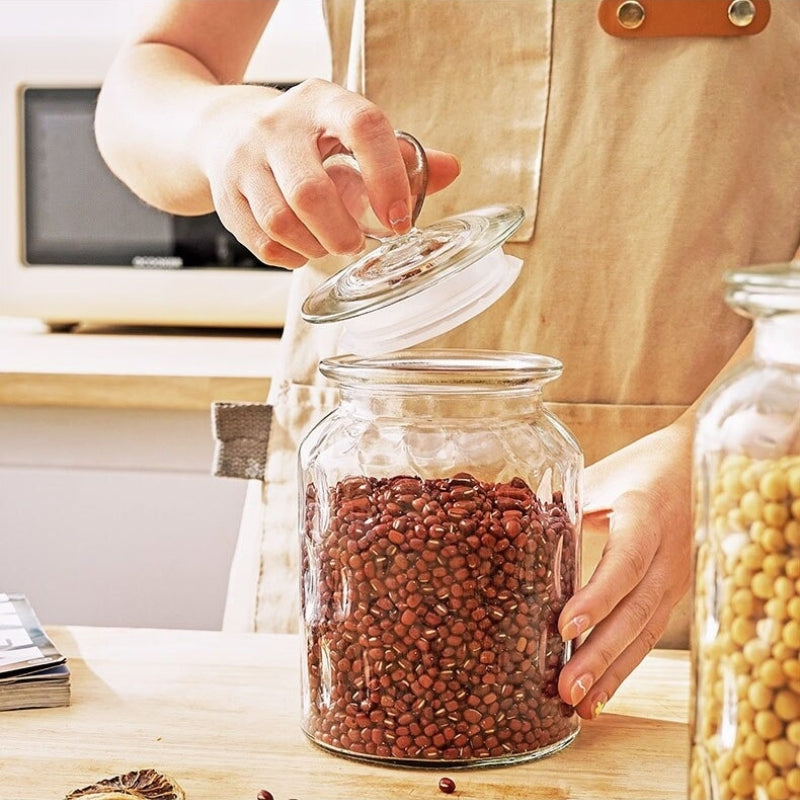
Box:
xmin=65 ymin=769 xmax=185 ymax=800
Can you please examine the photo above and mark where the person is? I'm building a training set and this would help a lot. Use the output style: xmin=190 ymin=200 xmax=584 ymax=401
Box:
xmin=94 ymin=0 xmax=800 ymax=721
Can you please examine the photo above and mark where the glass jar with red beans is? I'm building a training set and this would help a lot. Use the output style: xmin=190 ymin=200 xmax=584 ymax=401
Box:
xmin=691 ymin=262 xmax=800 ymax=800
xmin=298 ymin=349 xmax=583 ymax=766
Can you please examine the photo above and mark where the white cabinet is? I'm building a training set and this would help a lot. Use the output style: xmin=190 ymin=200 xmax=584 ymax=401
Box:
xmin=0 ymin=406 xmax=248 ymax=629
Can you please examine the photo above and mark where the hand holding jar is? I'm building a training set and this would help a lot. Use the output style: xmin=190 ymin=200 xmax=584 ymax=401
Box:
xmin=556 ymin=421 xmax=694 ymax=719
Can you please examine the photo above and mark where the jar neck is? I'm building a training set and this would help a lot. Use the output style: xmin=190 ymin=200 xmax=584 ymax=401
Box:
xmin=753 ymin=313 xmax=800 ymax=366
xmin=339 ymin=386 xmax=544 ymax=419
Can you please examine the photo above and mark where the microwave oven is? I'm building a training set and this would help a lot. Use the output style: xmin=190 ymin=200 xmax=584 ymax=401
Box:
xmin=0 ymin=37 xmax=296 ymax=330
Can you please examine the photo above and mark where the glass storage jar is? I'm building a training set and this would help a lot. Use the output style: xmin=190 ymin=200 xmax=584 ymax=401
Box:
xmin=298 ymin=349 xmax=583 ymax=767
xmin=691 ymin=262 xmax=800 ymax=800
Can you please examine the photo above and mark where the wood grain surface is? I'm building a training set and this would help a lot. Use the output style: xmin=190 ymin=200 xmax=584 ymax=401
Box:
xmin=0 ymin=627 xmax=690 ymax=800
xmin=0 ymin=320 xmax=277 ymax=410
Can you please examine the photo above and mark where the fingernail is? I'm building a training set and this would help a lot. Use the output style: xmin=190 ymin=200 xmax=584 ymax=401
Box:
xmin=590 ymin=691 xmax=608 ymax=719
xmin=389 ymin=200 xmax=411 ymax=233
xmin=561 ymin=614 xmax=590 ymax=641
xmin=569 ymin=673 xmax=593 ymax=706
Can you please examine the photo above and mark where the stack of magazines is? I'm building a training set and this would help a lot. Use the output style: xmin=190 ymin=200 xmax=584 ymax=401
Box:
xmin=0 ymin=593 xmax=70 ymax=711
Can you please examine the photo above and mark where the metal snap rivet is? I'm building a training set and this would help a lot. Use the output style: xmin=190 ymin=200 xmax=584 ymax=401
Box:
xmin=728 ymin=0 xmax=756 ymax=27
xmin=617 ymin=0 xmax=646 ymax=29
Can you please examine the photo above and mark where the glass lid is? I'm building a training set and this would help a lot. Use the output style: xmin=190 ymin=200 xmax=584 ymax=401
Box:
xmin=301 ymin=132 xmax=525 ymax=355
xmin=302 ymin=204 xmax=524 ymax=354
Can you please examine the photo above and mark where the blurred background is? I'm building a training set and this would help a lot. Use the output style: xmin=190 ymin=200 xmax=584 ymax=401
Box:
xmin=0 ymin=0 xmax=329 ymax=631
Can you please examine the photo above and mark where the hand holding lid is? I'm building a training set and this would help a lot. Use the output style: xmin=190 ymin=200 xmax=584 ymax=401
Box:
xmin=306 ymin=132 xmax=525 ymax=355
xmin=323 ymin=130 xmax=429 ymax=240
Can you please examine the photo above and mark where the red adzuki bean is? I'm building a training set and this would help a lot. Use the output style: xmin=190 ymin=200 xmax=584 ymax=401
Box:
xmin=438 ymin=776 xmax=456 ymax=794
xmin=302 ymin=473 xmax=578 ymax=764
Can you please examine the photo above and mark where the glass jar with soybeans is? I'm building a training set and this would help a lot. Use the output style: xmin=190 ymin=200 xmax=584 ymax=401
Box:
xmin=298 ymin=350 xmax=583 ymax=766
xmin=691 ymin=262 xmax=800 ymax=800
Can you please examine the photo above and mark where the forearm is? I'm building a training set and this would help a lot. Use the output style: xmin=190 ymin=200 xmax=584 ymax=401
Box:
xmin=96 ymin=44 xmax=279 ymax=215
xmin=95 ymin=0 xmax=279 ymax=216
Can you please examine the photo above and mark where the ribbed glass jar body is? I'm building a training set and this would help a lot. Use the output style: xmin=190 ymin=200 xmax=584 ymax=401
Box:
xmin=298 ymin=350 xmax=583 ymax=767
xmin=691 ymin=264 xmax=800 ymax=800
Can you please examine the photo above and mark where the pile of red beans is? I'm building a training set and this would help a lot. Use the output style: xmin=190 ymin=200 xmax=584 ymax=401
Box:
xmin=301 ymin=472 xmax=579 ymax=764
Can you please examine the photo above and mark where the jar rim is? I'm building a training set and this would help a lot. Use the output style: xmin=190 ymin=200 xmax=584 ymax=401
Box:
xmin=725 ymin=261 xmax=800 ymax=315
xmin=319 ymin=349 xmax=563 ymax=389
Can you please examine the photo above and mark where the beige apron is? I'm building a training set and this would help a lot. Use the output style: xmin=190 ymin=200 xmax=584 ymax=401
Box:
xmin=219 ymin=0 xmax=800 ymax=645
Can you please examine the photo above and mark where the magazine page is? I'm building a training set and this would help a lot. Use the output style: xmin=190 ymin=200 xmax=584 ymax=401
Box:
xmin=0 ymin=594 xmax=66 ymax=677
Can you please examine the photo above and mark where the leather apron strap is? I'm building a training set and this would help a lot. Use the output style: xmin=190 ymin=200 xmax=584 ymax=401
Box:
xmin=598 ymin=0 xmax=771 ymax=38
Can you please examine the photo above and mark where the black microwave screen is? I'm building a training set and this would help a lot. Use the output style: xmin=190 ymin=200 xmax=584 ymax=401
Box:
xmin=22 ymin=87 xmax=276 ymax=270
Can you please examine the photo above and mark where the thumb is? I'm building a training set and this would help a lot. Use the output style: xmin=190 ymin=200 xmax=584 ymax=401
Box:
xmin=425 ymin=149 xmax=461 ymax=195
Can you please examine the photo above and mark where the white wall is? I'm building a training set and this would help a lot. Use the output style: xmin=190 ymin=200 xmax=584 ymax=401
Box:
xmin=0 ymin=0 xmax=331 ymax=82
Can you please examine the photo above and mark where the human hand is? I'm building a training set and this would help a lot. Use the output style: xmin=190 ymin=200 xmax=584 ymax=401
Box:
xmin=556 ymin=418 xmax=694 ymax=719
xmin=194 ymin=78 xmax=461 ymax=268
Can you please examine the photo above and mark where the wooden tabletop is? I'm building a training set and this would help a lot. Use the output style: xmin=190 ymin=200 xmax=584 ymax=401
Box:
xmin=1 ymin=626 xmax=690 ymax=800
xmin=0 ymin=318 xmax=278 ymax=410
